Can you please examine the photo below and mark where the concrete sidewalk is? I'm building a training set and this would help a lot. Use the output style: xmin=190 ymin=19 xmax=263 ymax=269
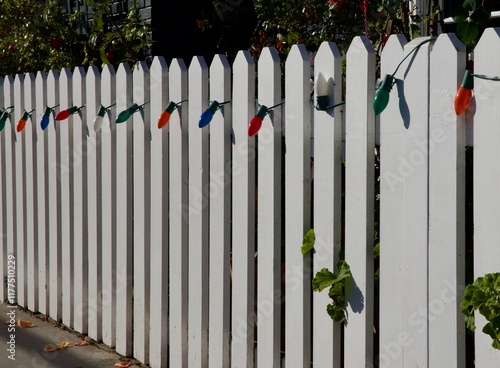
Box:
xmin=0 ymin=303 xmax=139 ymax=368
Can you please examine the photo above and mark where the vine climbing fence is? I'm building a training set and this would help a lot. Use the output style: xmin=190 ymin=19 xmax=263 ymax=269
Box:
xmin=1 ymin=29 xmax=500 ymax=368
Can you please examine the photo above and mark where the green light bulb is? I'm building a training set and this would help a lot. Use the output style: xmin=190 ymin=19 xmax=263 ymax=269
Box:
xmin=116 ymin=103 xmax=138 ymax=124
xmin=373 ymin=75 xmax=394 ymax=115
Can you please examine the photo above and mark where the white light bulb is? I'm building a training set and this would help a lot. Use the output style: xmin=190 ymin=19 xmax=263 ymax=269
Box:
xmin=315 ymin=72 xmax=329 ymax=96
xmin=93 ymin=115 xmax=104 ymax=132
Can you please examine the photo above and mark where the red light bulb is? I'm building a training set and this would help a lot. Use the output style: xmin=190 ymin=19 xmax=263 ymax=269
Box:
xmin=248 ymin=116 xmax=263 ymax=137
xmin=55 ymin=109 xmax=71 ymax=121
xmin=16 ymin=110 xmax=32 ymax=132
xmin=248 ymin=105 xmax=269 ymax=137
xmin=454 ymin=70 xmax=473 ymax=116
xmin=16 ymin=118 xmax=26 ymax=132
xmin=158 ymin=111 xmax=171 ymax=129
xmin=158 ymin=101 xmax=178 ymax=129
xmin=454 ymin=88 xmax=472 ymax=116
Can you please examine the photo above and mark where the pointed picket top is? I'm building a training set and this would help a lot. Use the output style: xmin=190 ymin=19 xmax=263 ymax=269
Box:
xmin=73 ymin=67 xmax=86 ymax=106
xmin=258 ymin=47 xmax=281 ymax=105
xmin=14 ymin=74 xmax=25 ymax=126
xmin=316 ymin=40 xmax=342 ymax=61
xmin=35 ymin=71 xmax=48 ymax=134
xmin=101 ymin=63 xmax=116 ymax=79
xmin=133 ymin=60 xmax=150 ymax=106
xmin=211 ymin=53 xmax=231 ymax=74
xmin=380 ymin=34 xmax=407 ymax=74
xmin=475 ymin=27 xmax=500 ymax=59
xmin=60 ymin=68 xmax=72 ymax=83
xmin=347 ymin=36 xmax=375 ymax=61
xmin=287 ymin=43 xmax=310 ymax=67
xmin=259 ymin=46 xmax=280 ymax=65
xmin=86 ymin=66 xmax=101 ymax=133
xmin=169 ymin=58 xmax=188 ymax=111
xmin=116 ymin=62 xmax=133 ymax=122
xmin=191 ymin=55 xmax=209 ymax=74
xmin=22 ymin=73 xmax=36 ymax=135
xmin=151 ymin=55 xmax=168 ymax=70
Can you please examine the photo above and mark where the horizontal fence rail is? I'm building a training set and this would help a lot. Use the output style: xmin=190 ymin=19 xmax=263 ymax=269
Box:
xmin=1 ymin=30 xmax=500 ymax=368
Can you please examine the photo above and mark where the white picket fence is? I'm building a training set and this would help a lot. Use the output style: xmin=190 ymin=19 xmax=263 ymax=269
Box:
xmin=1 ymin=29 xmax=500 ymax=368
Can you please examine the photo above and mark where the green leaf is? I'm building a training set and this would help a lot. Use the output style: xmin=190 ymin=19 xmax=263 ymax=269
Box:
xmin=373 ymin=242 xmax=380 ymax=259
xmin=326 ymin=303 xmax=345 ymax=323
xmin=470 ymin=8 xmax=491 ymax=24
xmin=301 ymin=229 xmax=315 ymax=255
xmin=100 ymin=47 xmax=109 ymax=65
xmin=452 ymin=6 xmax=469 ymax=23
xmin=457 ymin=22 xmax=478 ymax=45
xmin=334 ymin=260 xmax=351 ymax=283
xmin=410 ymin=24 xmax=421 ymax=40
xmin=463 ymin=0 xmax=476 ymax=11
xmin=312 ymin=268 xmax=335 ymax=292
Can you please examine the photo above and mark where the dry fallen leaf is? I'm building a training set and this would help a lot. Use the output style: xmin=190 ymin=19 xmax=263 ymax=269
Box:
xmin=114 ymin=362 xmax=133 ymax=368
xmin=17 ymin=319 xmax=35 ymax=328
xmin=44 ymin=344 xmax=59 ymax=353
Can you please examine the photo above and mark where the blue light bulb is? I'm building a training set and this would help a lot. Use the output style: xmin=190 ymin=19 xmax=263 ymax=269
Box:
xmin=199 ymin=109 xmax=214 ymax=128
xmin=198 ymin=101 xmax=221 ymax=128
xmin=41 ymin=114 xmax=50 ymax=130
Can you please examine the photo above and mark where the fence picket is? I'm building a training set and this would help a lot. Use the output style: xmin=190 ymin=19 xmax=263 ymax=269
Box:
xmin=188 ymin=56 xmax=210 ymax=368
xmin=378 ymin=35 xmax=407 ymax=368
xmin=13 ymin=75 xmax=26 ymax=308
xmin=1 ymin=77 xmax=15 ymax=305
xmin=148 ymin=56 xmax=169 ymax=368
xmin=168 ymin=58 xmax=189 ymax=367
xmin=0 ymin=76 xmax=4 ymax=302
xmin=23 ymin=73 xmax=37 ymax=312
xmin=72 ymin=67 xmax=88 ymax=334
xmin=285 ymin=44 xmax=312 ymax=368
xmin=100 ymin=64 xmax=116 ymax=347
xmin=58 ymin=68 xmax=73 ymax=327
xmin=133 ymin=61 xmax=151 ymax=364
xmin=47 ymin=70 xmax=61 ymax=321
xmin=35 ymin=71 xmax=48 ymax=314
xmin=208 ymin=54 xmax=232 ymax=368
xmin=231 ymin=50 xmax=256 ymax=368
xmin=313 ymin=41 xmax=344 ymax=368
xmin=428 ymin=33 xmax=466 ymax=368
xmin=344 ymin=36 xmax=375 ymax=367
xmin=256 ymin=46 xmax=282 ymax=368
xmin=115 ymin=63 xmax=133 ymax=356
xmin=473 ymin=28 xmax=500 ymax=368
xmin=86 ymin=66 xmax=101 ymax=341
